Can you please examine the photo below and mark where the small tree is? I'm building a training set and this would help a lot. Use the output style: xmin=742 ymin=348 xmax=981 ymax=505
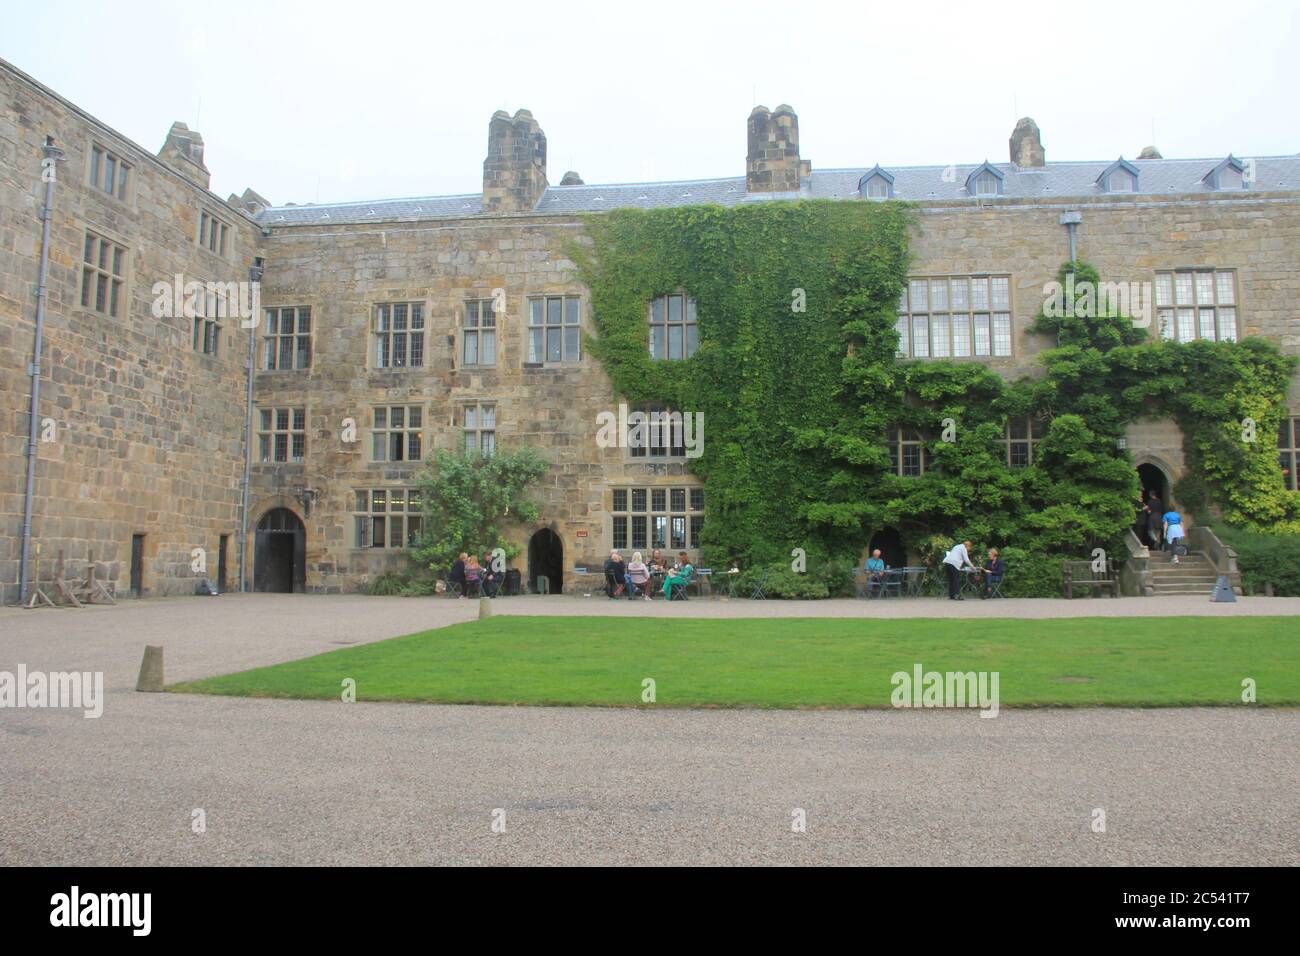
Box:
xmin=411 ymin=447 xmax=550 ymax=573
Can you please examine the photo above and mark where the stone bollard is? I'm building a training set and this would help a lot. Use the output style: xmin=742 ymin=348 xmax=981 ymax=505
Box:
xmin=479 ymin=596 xmax=492 ymax=619
xmin=136 ymin=645 xmax=164 ymax=692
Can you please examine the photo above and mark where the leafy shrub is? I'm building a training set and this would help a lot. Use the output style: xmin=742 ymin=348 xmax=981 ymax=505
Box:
xmin=737 ymin=565 xmax=830 ymax=599
xmin=367 ymin=572 xmax=409 ymax=596
xmin=367 ymin=572 xmax=437 ymax=597
xmin=1212 ymin=526 xmax=1300 ymax=596
xmin=995 ymin=548 xmax=1063 ymax=598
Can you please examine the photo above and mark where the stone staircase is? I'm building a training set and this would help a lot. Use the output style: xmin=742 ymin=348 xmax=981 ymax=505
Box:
xmin=1147 ymin=549 xmax=1222 ymax=595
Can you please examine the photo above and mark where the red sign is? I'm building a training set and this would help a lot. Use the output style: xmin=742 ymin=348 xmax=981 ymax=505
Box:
xmin=576 ymin=531 xmax=588 ymax=538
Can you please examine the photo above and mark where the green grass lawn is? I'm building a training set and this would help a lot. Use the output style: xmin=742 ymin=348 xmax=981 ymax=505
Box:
xmin=169 ymin=615 xmax=1300 ymax=709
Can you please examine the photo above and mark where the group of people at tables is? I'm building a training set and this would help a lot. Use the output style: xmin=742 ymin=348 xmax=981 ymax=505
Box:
xmin=862 ymin=542 xmax=1005 ymax=600
xmin=603 ymin=550 xmax=695 ymax=600
xmin=448 ymin=551 xmax=506 ymax=598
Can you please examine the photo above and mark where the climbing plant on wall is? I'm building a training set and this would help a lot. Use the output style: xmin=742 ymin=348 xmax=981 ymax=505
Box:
xmin=572 ymin=202 xmax=1299 ymax=573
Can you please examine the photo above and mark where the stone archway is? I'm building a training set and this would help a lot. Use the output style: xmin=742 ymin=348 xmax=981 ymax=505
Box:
xmin=1134 ymin=459 xmax=1173 ymax=547
xmin=527 ymin=528 xmax=563 ymax=595
xmin=254 ymin=507 xmax=305 ymax=593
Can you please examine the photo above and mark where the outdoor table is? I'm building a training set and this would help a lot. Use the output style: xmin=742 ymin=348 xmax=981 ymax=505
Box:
xmin=722 ymin=568 xmax=741 ymax=598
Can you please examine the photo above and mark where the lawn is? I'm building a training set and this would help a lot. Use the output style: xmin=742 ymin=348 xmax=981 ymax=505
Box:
xmin=169 ymin=615 xmax=1300 ymax=709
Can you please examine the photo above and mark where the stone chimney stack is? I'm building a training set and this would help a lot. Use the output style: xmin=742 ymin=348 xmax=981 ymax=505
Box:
xmin=1009 ymin=117 xmax=1045 ymax=168
xmin=482 ymin=109 xmax=548 ymax=214
xmin=747 ymin=104 xmax=804 ymax=193
xmin=159 ymin=121 xmax=210 ymax=189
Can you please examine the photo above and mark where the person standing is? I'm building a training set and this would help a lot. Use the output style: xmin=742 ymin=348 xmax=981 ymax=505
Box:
xmin=942 ymin=540 xmax=975 ymax=601
xmin=1145 ymin=491 xmax=1165 ymax=550
xmin=1163 ymin=508 xmax=1186 ymax=564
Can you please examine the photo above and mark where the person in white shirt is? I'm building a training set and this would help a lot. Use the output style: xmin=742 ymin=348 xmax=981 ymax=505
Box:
xmin=942 ymin=540 xmax=975 ymax=601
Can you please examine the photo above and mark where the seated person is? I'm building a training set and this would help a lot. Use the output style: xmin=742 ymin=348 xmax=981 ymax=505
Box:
xmin=649 ymin=549 xmax=666 ymax=574
xmin=480 ymin=552 xmax=501 ymax=598
xmin=603 ymin=551 xmax=626 ymax=598
xmin=463 ymin=555 xmax=482 ymax=597
xmin=624 ymin=551 xmax=651 ymax=600
xmin=980 ymin=548 xmax=1005 ymax=598
xmin=864 ymin=548 xmax=887 ymax=595
xmin=662 ymin=552 xmax=695 ymax=599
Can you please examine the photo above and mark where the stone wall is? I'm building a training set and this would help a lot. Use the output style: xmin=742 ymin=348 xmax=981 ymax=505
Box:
xmin=0 ymin=62 xmax=261 ymax=603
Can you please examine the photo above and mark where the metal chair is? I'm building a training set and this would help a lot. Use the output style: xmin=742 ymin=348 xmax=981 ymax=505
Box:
xmin=750 ymin=569 xmax=770 ymax=600
xmin=667 ymin=568 xmax=695 ymax=601
xmin=881 ymin=568 xmax=904 ymax=599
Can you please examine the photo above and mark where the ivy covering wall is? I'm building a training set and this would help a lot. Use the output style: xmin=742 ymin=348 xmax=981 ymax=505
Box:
xmin=573 ymin=201 xmax=1299 ymax=577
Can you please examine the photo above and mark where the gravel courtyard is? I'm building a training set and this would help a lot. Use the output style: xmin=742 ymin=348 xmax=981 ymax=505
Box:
xmin=1 ymin=594 xmax=1296 ymax=866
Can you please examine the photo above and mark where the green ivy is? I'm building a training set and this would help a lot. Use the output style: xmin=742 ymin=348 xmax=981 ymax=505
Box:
xmin=572 ymin=203 xmax=1299 ymax=572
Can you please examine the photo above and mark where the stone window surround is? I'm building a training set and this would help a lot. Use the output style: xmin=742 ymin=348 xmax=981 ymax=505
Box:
xmin=626 ymin=403 xmax=688 ymax=460
xmin=189 ymin=282 xmax=230 ymax=357
xmin=462 ymin=400 xmax=497 ymax=457
xmin=887 ymin=426 xmax=930 ymax=477
xmin=1004 ymin=415 xmax=1048 ymax=468
xmin=262 ymin=305 xmax=313 ymax=371
xmin=369 ymin=404 xmax=424 ymax=464
xmin=461 ymin=298 xmax=498 ymax=367
xmin=1154 ymin=268 xmax=1239 ymax=344
xmin=525 ymin=293 xmax=582 ymax=365
xmin=352 ymin=487 xmax=423 ymax=550
xmin=648 ymin=292 xmax=699 ymax=361
xmin=897 ymin=274 xmax=1013 ymax=360
xmin=609 ymin=484 xmax=705 ymax=554
xmin=257 ymin=405 xmax=307 ymax=463
xmin=86 ymin=137 xmax=133 ymax=205
xmin=79 ymin=226 xmax=129 ymax=320
xmin=371 ymin=300 xmax=427 ymax=370
xmin=197 ymin=208 xmax=230 ymax=257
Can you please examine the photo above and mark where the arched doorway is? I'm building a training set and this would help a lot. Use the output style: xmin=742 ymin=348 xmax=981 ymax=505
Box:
xmin=868 ymin=527 xmax=906 ymax=569
xmin=254 ymin=508 xmax=305 ymax=593
xmin=528 ymin=528 xmax=563 ymax=595
xmin=1134 ymin=462 xmax=1170 ymax=547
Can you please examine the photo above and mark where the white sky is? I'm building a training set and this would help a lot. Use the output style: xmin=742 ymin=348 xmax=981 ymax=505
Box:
xmin=4 ymin=0 xmax=1297 ymax=206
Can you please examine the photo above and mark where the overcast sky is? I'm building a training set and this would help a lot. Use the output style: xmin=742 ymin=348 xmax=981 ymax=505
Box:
xmin=4 ymin=0 xmax=1297 ymax=207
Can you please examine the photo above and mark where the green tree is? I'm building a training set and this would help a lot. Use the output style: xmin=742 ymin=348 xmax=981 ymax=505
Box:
xmin=411 ymin=447 xmax=550 ymax=572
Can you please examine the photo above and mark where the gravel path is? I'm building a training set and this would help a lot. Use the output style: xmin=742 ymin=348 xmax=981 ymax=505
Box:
xmin=1 ymin=594 xmax=1296 ymax=865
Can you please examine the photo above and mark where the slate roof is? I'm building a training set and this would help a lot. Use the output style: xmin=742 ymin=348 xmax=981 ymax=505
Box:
xmin=259 ymin=156 xmax=1300 ymax=227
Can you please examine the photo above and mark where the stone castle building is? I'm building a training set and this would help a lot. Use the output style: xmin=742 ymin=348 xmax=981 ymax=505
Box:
xmin=3 ymin=56 xmax=1298 ymax=601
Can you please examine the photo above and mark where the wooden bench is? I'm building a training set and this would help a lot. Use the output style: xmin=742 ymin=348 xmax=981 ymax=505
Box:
xmin=1062 ymin=559 xmax=1119 ymax=598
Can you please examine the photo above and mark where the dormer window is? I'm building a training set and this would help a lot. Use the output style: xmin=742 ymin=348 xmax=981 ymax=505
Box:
xmin=1109 ymin=168 xmax=1136 ymax=193
xmin=1098 ymin=158 xmax=1140 ymax=194
xmin=858 ymin=166 xmax=894 ymax=200
xmin=964 ymin=162 xmax=1004 ymax=197
xmin=1203 ymin=156 xmax=1248 ymax=191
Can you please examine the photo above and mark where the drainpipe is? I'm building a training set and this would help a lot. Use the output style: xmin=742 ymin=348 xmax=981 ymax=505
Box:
xmin=239 ymin=259 xmax=264 ymax=592
xmin=1059 ymin=210 xmax=1082 ymax=262
xmin=18 ymin=137 xmax=64 ymax=607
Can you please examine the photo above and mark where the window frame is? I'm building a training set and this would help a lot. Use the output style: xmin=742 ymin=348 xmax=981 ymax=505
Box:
xmin=886 ymin=426 xmax=930 ymax=477
xmin=1004 ymin=415 xmax=1048 ymax=468
xmin=648 ymin=293 xmax=699 ymax=361
xmin=1154 ymin=269 xmax=1238 ymax=343
xmin=896 ymin=275 xmax=1012 ymax=360
xmin=263 ymin=306 xmax=313 ymax=371
xmin=257 ymin=406 xmax=307 ymax=463
xmin=462 ymin=401 xmax=497 ymax=457
xmin=1280 ymin=416 xmax=1300 ymax=492
xmin=79 ymin=231 xmax=127 ymax=318
xmin=88 ymin=143 xmax=132 ymax=202
xmin=462 ymin=299 xmax=498 ymax=367
xmin=197 ymin=210 xmax=230 ymax=257
xmin=370 ymin=405 xmax=424 ymax=463
xmin=525 ymin=295 xmax=581 ymax=365
xmin=353 ymin=488 xmax=423 ymax=549
xmin=610 ymin=485 xmax=705 ymax=552
xmin=372 ymin=302 xmax=426 ymax=370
